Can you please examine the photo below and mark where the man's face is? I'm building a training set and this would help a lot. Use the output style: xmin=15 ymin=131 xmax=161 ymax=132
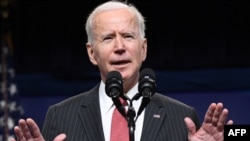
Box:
xmin=86 ymin=8 xmax=147 ymax=88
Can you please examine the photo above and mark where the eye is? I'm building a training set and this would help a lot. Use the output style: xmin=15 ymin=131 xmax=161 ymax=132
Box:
xmin=123 ymin=34 xmax=134 ymax=40
xmin=103 ymin=36 xmax=114 ymax=41
xmin=125 ymin=35 xmax=133 ymax=38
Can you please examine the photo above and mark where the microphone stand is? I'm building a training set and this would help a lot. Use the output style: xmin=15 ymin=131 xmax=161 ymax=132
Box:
xmin=120 ymin=92 xmax=151 ymax=141
xmin=123 ymin=93 xmax=142 ymax=141
xmin=127 ymin=100 xmax=136 ymax=141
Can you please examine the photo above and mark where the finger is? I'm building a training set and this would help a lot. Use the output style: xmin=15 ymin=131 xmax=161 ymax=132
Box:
xmin=26 ymin=118 xmax=43 ymax=138
xmin=53 ymin=134 xmax=67 ymax=141
xmin=10 ymin=138 xmax=16 ymax=141
xmin=184 ymin=117 xmax=196 ymax=135
xmin=203 ymin=103 xmax=216 ymax=123
xmin=13 ymin=125 xmax=25 ymax=141
xmin=18 ymin=119 xmax=33 ymax=140
xmin=227 ymin=120 xmax=233 ymax=125
xmin=211 ymin=103 xmax=223 ymax=126
xmin=216 ymin=108 xmax=229 ymax=131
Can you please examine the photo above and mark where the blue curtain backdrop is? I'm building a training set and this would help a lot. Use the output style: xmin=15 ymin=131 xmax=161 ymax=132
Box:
xmin=17 ymin=69 xmax=250 ymax=128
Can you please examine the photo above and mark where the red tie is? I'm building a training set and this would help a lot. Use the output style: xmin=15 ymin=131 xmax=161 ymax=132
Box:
xmin=110 ymin=98 xmax=129 ymax=141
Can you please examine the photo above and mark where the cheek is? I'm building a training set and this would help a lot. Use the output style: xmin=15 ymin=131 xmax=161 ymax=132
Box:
xmin=130 ymin=51 xmax=143 ymax=65
xmin=136 ymin=48 xmax=146 ymax=61
xmin=94 ymin=49 xmax=109 ymax=63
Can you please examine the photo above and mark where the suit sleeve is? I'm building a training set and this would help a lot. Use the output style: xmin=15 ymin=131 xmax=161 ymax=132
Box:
xmin=42 ymin=105 xmax=59 ymax=141
xmin=190 ymin=107 xmax=201 ymax=130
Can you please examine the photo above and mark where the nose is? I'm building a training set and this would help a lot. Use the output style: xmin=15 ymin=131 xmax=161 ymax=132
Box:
xmin=114 ymin=36 xmax=125 ymax=54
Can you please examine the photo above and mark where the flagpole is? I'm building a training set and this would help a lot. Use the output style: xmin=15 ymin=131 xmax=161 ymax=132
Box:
xmin=1 ymin=0 xmax=11 ymax=140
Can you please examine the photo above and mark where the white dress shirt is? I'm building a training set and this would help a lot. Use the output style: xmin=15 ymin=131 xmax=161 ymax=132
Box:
xmin=99 ymin=81 xmax=145 ymax=141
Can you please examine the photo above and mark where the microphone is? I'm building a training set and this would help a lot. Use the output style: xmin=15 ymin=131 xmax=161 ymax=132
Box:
xmin=136 ymin=68 xmax=157 ymax=121
xmin=105 ymin=71 xmax=123 ymax=98
xmin=105 ymin=71 xmax=126 ymax=118
xmin=138 ymin=68 xmax=157 ymax=98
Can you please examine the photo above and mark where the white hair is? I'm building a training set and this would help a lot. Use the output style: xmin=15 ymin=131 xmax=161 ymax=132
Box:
xmin=85 ymin=0 xmax=146 ymax=44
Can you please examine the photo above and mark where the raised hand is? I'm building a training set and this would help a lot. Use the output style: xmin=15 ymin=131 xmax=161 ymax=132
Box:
xmin=185 ymin=102 xmax=233 ymax=141
xmin=11 ymin=118 xmax=66 ymax=141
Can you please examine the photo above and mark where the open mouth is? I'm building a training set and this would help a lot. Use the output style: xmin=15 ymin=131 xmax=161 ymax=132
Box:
xmin=111 ymin=60 xmax=131 ymax=66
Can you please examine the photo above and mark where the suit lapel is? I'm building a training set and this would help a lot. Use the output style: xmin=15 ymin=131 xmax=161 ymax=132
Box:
xmin=76 ymin=86 xmax=167 ymax=141
xmin=78 ymin=85 xmax=105 ymax=141
xmin=140 ymin=95 xmax=166 ymax=141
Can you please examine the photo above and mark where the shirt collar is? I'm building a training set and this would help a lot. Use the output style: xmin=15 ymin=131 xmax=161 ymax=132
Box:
xmin=99 ymin=81 xmax=139 ymax=113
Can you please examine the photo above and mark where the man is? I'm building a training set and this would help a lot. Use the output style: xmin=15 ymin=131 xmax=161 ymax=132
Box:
xmin=12 ymin=1 xmax=233 ymax=141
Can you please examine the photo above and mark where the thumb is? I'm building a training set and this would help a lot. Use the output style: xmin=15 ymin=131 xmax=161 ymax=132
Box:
xmin=184 ymin=117 xmax=197 ymax=136
xmin=53 ymin=134 xmax=66 ymax=141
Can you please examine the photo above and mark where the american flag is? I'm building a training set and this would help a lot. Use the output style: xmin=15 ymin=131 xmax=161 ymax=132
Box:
xmin=0 ymin=0 xmax=25 ymax=140
xmin=0 ymin=45 xmax=25 ymax=141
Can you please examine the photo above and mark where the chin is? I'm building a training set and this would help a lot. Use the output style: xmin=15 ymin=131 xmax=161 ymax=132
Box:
xmin=122 ymin=71 xmax=135 ymax=80
xmin=119 ymin=71 xmax=128 ymax=79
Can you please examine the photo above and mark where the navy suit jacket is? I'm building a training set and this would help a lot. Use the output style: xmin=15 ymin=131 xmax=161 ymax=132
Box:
xmin=42 ymin=84 xmax=200 ymax=141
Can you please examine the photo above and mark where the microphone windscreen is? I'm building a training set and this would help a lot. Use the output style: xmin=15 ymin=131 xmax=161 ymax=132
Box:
xmin=139 ymin=68 xmax=156 ymax=81
xmin=105 ymin=71 xmax=123 ymax=98
xmin=106 ymin=71 xmax=122 ymax=81
xmin=139 ymin=68 xmax=156 ymax=98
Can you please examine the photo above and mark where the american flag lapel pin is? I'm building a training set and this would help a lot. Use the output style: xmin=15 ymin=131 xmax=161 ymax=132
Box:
xmin=153 ymin=114 xmax=160 ymax=118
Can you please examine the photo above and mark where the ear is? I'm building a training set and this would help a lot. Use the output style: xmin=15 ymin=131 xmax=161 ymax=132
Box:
xmin=86 ymin=43 xmax=98 ymax=65
xmin=141 ymin=38 xmax=147 ymax=61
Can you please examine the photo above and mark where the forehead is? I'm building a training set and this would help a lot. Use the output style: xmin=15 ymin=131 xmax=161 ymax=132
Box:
xmin=93 ymin=8 xmax=138 ymax=31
